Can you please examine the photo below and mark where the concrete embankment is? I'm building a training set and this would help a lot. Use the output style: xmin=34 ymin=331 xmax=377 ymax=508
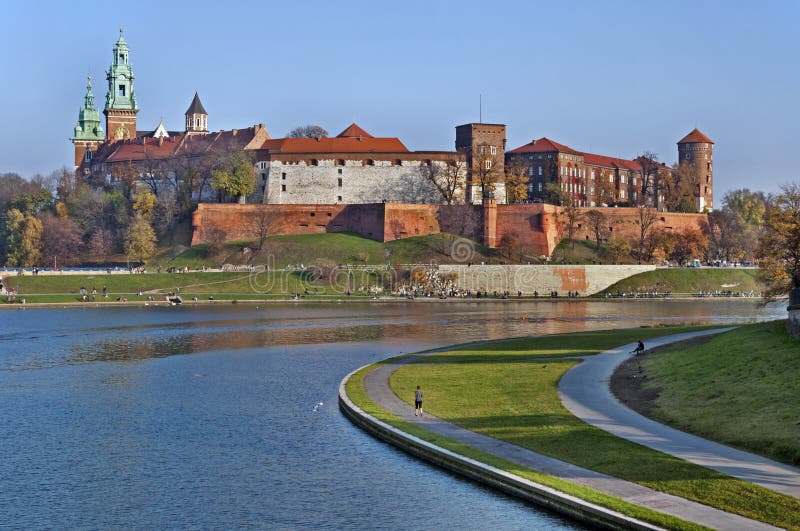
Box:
xmin=338 ymin=366 xmax=660 ymax=531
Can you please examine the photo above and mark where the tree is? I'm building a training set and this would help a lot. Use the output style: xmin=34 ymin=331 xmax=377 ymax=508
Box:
xmin=757 ymin=184 xmax=800 ymax=299
xmin=152 ymin=187 xmax=180 ymax=244
xmin=211 ymin=151 xmax=256 ymax=204
xmin=544 ymin=182 xmax=570 ymax=207
xmin=635 ymin=151 xmax=660 ymax=206
xmin=705 ymin=208 xmax=742 ymax=262
xmin=40 ymin=213 xmax=84 ymax=267
xmin=603 ymin=237 xmax=631 ymax=264
xmin=635 ymin=207 xmax=660 ymax=264
xmin=584 ymin=209 xmax=609 ymax=250
xmin=723 ymin=188 xmax=768 ymax=226
xmin=112 ymin=162 xmax=139 ymax=200
xmin=124 ymin=215 xmax=157 ymax=264
xmin=133 ymin=189 xmax=157 ymax=221
xmin=560 ymin=198 xmax=582 ymax=249
xmin=504 ymin=157 xmax=529 ymax=204
xmin=418 ymin=156 xmax=466 ymax=205
xmin=667 ymin=226 xmax=708 ymax=266
xmin=88 ymin=229 xmax=114 ymax=262
xmin=497 ymin=231 xmax=520 ymax=259
xmin=2 ymin=209 xmax=43 ymax=266
xmin=251 ymin=209 xmax=277 ymax=250
xmin=206 ymin=227 xmax=227 ymax=257
xmin=469 ymin=142 xmax=501 ymax=202
xmin=287 ymin=125 xmax=329 ymax=139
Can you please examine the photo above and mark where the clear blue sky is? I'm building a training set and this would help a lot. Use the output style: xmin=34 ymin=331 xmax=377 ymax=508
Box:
xmin=2 ymin=0 xmax=797 ymax=200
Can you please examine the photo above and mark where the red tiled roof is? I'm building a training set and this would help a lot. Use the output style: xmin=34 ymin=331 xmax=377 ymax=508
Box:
xmin=337 ymin=123 xmax=373 ymax=138
xmin=259 ymin=136 xmax=409 ymax=154
xmin=677 ymin=128 xmax=713 ymax=144
xmin=507 ymin=137 xmax=581 ymax=155
xmin=583 ymin=152 xmax=642 ymax=172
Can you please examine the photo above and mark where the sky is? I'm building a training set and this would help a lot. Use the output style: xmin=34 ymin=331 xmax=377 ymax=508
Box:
xmin=1 ymin=0 xmax=798 ymax=200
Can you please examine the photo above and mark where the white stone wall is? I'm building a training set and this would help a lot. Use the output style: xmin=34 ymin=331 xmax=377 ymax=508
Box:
xmin=258 ymin=159 xmax=457 ymax=205
xmin=438 ymin=264 xmax=656 ymax=295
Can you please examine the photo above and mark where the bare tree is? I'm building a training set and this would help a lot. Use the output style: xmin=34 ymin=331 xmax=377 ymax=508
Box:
xmin=635 ymin=207 xmax=660 ymax=263
xmin=560 ymin=198 xmax=582 ymax=249
xmin=287 ymin=125 xmax=329 ymax=139
xmin=469 ymin=142 xmax=501 ymax=203
xmin=418 ymin=155 xmax=466 ymax=205
xmin=635 ymin=151 xmax=660 ymax=206
xmin=251 ymin=208 xmax=277 ymax=250
xmin=584 ymin=209 xmax=609 ymax=250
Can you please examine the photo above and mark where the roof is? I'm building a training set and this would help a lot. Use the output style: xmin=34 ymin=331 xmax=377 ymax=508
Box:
xmin=185 ymin=92 xmax=207 ymax=115
xmin=259 ymin=136 xmax=409 ymax=154
xmin=583 ymin=152 xmax=642 ymax=172
xmin=677 ymin=128 xmax=713 ymax=144
xmin=507 ymin=137 xmax=582 ymax=155
xmin=337 ymin=123 xmax=373 ymax=138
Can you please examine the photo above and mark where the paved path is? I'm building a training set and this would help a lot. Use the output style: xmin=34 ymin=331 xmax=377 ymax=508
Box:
xmin=363 ymin=341 xmax=779 ymax=530
xmin=559 ymin=328 xmax=800 ymax=500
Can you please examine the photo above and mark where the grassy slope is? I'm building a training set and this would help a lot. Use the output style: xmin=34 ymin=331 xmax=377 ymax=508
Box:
xmin=550 ymin=238 xmax=635 ymax=265
xmin=600 ymin=268 xmax=763 ymax=296
xmin=643 ymin=321 xmax=800 ymax=466
xmin=152 ymin=232 xmax=496 ymax=269
xmin=387 ymin=329 xmax=800 ymax=530
xmin=345 ymin=364 xmax=706 ymax=531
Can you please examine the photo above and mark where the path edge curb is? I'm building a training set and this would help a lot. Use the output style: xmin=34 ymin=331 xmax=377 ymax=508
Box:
xmin=339 ymin=365 xmax=664 ymax=531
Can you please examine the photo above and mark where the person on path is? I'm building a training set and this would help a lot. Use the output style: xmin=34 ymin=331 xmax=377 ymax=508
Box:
xmin=414 ymin=386 xmax=423 ymax=417
xmin=633 ymin=340 xmax=645 ymax=355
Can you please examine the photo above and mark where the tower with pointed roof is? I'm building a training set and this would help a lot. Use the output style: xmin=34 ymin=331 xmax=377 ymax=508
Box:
xmin=185 ymin=92 xmax=208 ymax=134
xmin=677 ymin=128 xmax=714 ymax=210
xmin=72 ymin=75 xmax=105 ymax=170
xmin=104 ymin=27 xmax=138 ymax=141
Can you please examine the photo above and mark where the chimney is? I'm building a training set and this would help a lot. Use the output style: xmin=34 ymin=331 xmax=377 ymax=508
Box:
xmin=232 ymin=129 xmax=238 ymax=136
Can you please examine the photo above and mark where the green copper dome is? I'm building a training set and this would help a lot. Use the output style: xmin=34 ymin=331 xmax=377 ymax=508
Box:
xmin=72 ymin=75 xmax=104 ymax=141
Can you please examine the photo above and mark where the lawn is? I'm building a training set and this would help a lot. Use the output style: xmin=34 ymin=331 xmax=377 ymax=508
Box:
xmin=642 ymin=321 xmax=800 ymax=466
xmin=385 ymin=328 xmax=800 ymax=530
xmin=599 ymin=268 xmax=763 ymax=296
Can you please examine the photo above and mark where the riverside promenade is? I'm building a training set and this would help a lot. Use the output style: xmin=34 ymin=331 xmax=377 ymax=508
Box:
xmin=345 ymin=329 xmax=800 ymax=530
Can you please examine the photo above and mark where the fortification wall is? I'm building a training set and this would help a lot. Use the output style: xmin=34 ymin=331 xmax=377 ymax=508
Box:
xmin=439 ymin=264 xmax=656 ymax=295
xmin=788 ymin=289 xmax=800 ymax=340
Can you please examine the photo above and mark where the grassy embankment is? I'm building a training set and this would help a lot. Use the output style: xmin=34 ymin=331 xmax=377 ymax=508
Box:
xmin=640 ymin=321 xmax=800 ymax=466
xmin=152 ymin=232 xmax=495 ymax=269
xmin=367 ymin=326 xmax=800 ymax=530
xmin=599 ymin=267 xmax=763 ymax=297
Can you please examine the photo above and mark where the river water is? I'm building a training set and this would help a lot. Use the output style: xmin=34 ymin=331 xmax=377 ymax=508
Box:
xmin=0 ymin=300 xmax=783 ymax=529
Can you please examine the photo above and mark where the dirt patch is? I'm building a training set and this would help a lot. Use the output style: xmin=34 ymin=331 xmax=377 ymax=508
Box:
xmin=610 ymin=335 xmax=716 ymax=417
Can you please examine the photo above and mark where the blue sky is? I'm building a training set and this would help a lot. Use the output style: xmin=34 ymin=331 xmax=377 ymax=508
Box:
xmin=1 ymin=0 xmax=797 ymax=199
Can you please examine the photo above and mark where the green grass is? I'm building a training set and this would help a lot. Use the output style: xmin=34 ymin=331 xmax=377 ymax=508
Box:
xmin=385 ymin=329 xmax=800 ymax=530
xmin=344 ymin=364 xmax=707 ymax=531
xmin=642 ymin=321 xmax=800 ymax=466
xmin=600 ymin=268 xmax=763 ymax=296
xmin=550 ymin=238 xmax=629 ymax=265
xmin=418 ymin=325 xmax=719 ymax=363
xmin=152 ymin=232 xmax=497 ymax=269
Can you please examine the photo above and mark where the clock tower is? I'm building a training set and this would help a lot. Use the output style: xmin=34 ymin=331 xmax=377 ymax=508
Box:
xmin=104 ymin=27 xmax=138 ymax=141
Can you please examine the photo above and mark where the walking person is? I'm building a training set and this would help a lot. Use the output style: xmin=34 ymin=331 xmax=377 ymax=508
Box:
xmin=414 ymin=385 xmax=423 ymax=417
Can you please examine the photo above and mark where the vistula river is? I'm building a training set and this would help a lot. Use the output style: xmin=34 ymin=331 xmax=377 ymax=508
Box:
xmin=0 ymin=300 xmax=784 ymax=529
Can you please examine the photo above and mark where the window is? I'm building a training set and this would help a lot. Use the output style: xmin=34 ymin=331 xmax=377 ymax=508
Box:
xmin=337 ymin=195 xmax=342 ymax=202
xmin=490 ymin=146 xmax=497 ymax=155
xmin=337 ymin=178 xmax=342 ymax=187
xmin=528 ymin=167 xmax=533 ymax=176
xmin=281 ymin=184 xmax=286 ymax=192
xmin=118 ymin=84 xmax=126 ymax=97
xmin=310 ymin=212 xmax=315 ymax=217
xmin=119 ymin=54 xmax=124 ymax=62
xmin=261 ymin=172 xmax=266 ymax=181
xmin=281 ymin=172 xmax=286 ymax=180
xmin=337 ymin=168 xmax=343 ymax=174
xmin=311 ymin=159 xmax=318 ymax=166
xmin=538 ymin=166 xmax=542 ymax=176
xmin=485 ymin=160 xmax=492 ymax=170
xmin=538 ymin=182 xmax=543 ymax=192
xmin=609 ymin=175 xmax=614 ymax=184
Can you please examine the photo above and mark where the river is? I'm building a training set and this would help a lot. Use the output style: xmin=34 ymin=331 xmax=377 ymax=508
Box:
xmin=0 ymin=300 xmax=784 ymax=529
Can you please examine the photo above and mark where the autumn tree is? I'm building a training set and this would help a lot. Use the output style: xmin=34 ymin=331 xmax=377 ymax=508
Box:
xmin=560 ymin=198 xmax=582 ymax=249
xmin=635 ymin=151 xmax=660 ymax=206
xmin=211 ymin=151 xmax=256 ymax=204
xmin=504 ymin=157 xmax=529 ymax=204
xmin=39 ymin=213 xmax=84 ymax=267
xmin=603 ymin=237 xmax=631 ymax=264
xmin=124 ymin=215 xmax=157 ymax=264
xmin=112 ymin=162 xmax=139 ymax=200
xmin=757 ymin=184 xmax=800 ymax=299
xmin=667 ymin=226 xmax=708 ymax=265
xmin=2 ymin=209 xmax=43 ymax=266
xmin=287 ymin=125 xmax=329 ymax=139
xmin=544 ymin=182 xmax=570 ymax=207
xmin=584 ymin=209 xmax=609 ymax=250
xmin=469 ymin=142 xmax=501 ymax=202
xmin=133 ymin=189 xmax=157 ymax=221
xmin=418 ymin=156 xmax=466 ymax=205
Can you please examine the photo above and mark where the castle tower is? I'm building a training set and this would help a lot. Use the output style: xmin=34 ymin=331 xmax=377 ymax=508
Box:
xmin=455 ymin=123 xmax=507 ymax=204
xmin=71 ymin=75 xmax=105 ymax=170
xmin=104 ymin=27 xmax=138 ymax=140
xmin=677 ymin=128 xmax=714 ymax=211
xmin=185 ymin=92 xmax=208 ymax=134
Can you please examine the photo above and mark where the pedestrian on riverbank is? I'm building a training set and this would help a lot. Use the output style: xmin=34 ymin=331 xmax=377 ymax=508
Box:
xmin=633 ymin=340 xmax=645 ymax=355
xmin=414 ymin=386 xmax=423 ymax=417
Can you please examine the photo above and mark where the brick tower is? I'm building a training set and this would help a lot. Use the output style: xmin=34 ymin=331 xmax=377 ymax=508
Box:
xmin=677 ymin=128 xmax=714 ymax=211
xmin=455 ymin=123 xmax=507 ymax=204
xmin=71 ymin=75 xmax=104 ymax=170
xmin=104 ymin=28 xmax=138 ymax=140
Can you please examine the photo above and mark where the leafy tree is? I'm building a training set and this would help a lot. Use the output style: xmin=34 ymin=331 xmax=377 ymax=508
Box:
xmin=544 ymin=182 xmax=570 ymax=206
xmin=469 ymin=142 xmax=501 ymax=202
xmin=287 ymin=125 xmax=329 ymax=139
xmin=211 ymin=152 xmax=256 ymax=204
xmin=504 ymin=158 xmax=529 ymax=204
xmin=2 ymin=209 xmax=43 ymax=266
xmin=723 ymin=188 xmax=768 ymax=226
xmin=133 ymin=189 xmax=157 ymax=220
xmin=757 ymin=184 xmax=800 ymax=299
xmin=603 ymin=237 xmax=631 ymax=264
xmin=124 ymin=215 xmax=157 ymax=264
xmin=667 ymin=226 xmax=708 ymax=265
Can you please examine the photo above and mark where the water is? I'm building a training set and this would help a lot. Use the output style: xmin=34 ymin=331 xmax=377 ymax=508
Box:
xmin=0 ymin=301 xmax=783 ymax=528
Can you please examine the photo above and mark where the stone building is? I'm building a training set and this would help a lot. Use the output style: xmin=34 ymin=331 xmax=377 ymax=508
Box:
xmin=455 ymin=123 xmax=507 ymax=204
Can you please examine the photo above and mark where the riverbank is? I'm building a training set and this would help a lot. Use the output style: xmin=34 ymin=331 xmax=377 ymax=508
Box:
xmin=343 ymin=326 xmax=800 ymax=530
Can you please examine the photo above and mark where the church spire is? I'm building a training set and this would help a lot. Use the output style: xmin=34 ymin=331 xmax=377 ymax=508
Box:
xmin=72 ymin=74 xmax=104 ymax=170
xmin=104 ymin=27 xmax=138 ymax=140
xmin=185 ymin=92 xmax=208 ymax=134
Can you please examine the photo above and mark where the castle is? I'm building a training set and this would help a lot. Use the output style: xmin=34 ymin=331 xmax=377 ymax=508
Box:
xmin=72 ymin=30 xmax=713 ymax=255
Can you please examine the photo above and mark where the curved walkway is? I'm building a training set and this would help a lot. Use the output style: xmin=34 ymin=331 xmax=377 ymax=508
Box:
xmin=361 ymin=336 xmax=780 ymax=530
xmin=559 ymin=328 xmax=800 ymax=499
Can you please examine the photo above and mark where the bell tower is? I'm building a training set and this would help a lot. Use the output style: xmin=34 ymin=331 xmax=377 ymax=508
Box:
xmin=72 ymin=75 xmax=105 ymax=170
xmin=104 ymin=27 xmax=138 ymax=141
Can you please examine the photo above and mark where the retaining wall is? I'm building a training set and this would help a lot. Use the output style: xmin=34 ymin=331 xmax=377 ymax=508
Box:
xmin=789 ymin=289 xmax=800 ymax=339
